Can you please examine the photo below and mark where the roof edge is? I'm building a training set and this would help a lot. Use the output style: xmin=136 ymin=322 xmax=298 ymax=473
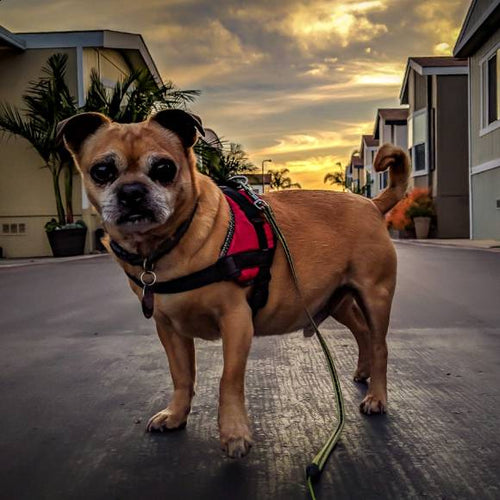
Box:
xmin=13 ymin=29 xmax=162 ymax=85
xmin=453 ymin=1 xmax=500 ymax=57
xmin=0 ymin=25 xmax=26 ymax=50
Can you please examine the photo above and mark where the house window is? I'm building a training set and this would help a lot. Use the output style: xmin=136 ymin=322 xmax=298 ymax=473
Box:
xmin=480 ymin=46 xmax=500 ymax=133
xmin=487 ymin=52 xmax=498 ymax=124
xmin=379 ymin=171 xmax=388 ymax=190
xmin=413 ymin=143 xmax=426 ymax=172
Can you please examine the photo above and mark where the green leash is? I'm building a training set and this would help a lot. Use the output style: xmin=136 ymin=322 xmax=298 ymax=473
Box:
xmin=230 ymin=177 xmax=346 ymax=499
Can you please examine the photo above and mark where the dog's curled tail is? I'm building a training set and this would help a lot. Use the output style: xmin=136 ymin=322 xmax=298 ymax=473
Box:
xmin=372 ymin=143 xmax=411 ymax=215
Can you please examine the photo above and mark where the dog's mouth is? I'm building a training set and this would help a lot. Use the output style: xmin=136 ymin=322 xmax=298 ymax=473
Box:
xmin=117 ymin=210 xmax=157 ymax=227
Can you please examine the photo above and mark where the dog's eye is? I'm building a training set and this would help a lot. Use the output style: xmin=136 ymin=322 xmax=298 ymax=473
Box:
xmin=90 ymin=163 xmax=118 ymax=185
xmin=150 ymin=160 xmax=177 ymax=186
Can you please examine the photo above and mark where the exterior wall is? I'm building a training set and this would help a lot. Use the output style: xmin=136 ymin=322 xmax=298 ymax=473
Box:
xmin=407 ymin=69 xmax=430 ymax=191
xmin=394 ymin=124 xmax=408 ymax=149
xmin=469 ymin=25 xmax=500 ymax=238
xmin=471 ymin=168 xmax=500 ymax=238
xmin=0 ymin=48 xmax=83 ymax=258
xmin=83 ymin=48 xmax=130 ymax=94
xmin=414 ymin=72 xmax=427 ymax=111
xmin=363 ymin=145 xmax=377 ymax=198
xmin=434 ymin=74 xmax=469 ymax=237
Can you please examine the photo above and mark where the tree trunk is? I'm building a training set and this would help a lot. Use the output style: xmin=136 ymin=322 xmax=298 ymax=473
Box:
xmin=51 ymin=169 xmax=66 ymax=226
xmin=64 ymin=163 xmax=74 ymax=224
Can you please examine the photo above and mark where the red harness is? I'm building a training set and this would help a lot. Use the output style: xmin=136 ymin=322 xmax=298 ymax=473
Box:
xmin=222 ymin=188 xmax=275 ymax=284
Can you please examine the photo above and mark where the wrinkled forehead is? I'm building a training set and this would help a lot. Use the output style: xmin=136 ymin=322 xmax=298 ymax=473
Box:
xmin=79 ymin=121 xmax=185 ymax=167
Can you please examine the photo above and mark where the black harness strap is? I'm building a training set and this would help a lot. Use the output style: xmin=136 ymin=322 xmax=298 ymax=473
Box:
xmin=126 ymin=249 xmax=274 ymax=295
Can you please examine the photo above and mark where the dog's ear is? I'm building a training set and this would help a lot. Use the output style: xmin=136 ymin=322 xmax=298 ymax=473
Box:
xmin=56 ymin=112 xmax=111 ymax=156
xmin=149 ymin=109 xmax=205 ymax=149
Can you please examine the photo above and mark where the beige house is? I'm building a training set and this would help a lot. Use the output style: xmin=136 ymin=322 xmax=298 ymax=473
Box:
xmin=0 ymin=27 xmax=161 ymax=258
xmin=454 ymin=0 xmax=500 ymax=240
xmin=400 ymin=56 xmax=470 ymax=238
xmin=372 ymin=108 xmax=409 ymax=197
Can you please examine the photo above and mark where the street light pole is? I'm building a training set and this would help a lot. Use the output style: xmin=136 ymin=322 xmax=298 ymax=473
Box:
xmin=262 ymin=159 xmax=272 ymax=193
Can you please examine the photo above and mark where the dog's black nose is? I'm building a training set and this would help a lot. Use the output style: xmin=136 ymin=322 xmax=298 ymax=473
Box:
xmin=117 ymin=183 xmax=148 ymax=208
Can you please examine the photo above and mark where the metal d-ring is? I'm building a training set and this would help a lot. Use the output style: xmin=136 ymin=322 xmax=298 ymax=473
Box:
xmin=140 ymin=270 xmax=157 ymax=286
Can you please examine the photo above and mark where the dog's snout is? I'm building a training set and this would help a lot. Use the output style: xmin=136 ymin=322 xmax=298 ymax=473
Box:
xmin=117 ymin=183 xmax=148 ymax=208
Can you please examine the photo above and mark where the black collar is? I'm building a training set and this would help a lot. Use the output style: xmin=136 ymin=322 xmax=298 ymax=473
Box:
xmin=109 ymin=201 xmax=199 ymax=270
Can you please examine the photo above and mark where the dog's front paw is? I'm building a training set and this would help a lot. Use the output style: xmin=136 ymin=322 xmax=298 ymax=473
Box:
xmin=220 ymin=420 xmax=253 ymax=458
xmin=221 ymin=433 xmax=252 ymax=458
xmin=146 ymin=407 xmax=188 ymax=432
xmin=359 ymin=394 xmax=386 ymax=415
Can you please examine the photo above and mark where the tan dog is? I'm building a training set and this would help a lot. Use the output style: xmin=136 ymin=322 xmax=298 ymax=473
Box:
xmin=58 ymin=110 xmax=410 ymax=458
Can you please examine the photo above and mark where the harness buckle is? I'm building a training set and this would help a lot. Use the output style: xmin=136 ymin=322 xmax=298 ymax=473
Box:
xmin=216 ymin=256 xmax=241 ymax=279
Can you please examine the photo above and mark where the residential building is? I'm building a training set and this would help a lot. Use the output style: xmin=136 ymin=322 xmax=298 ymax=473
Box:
xmin=454 ymin=0 xmax=500 ymax=239
xmin=372 ymin=108 xmax=408 ymax=197
xmin=360 ymin=134 xmax=379 ymax=198
xmin=0 ymin=27 xmax=161 ymax=257
xmin=345 ymin=153 xmax=364 ymax=193
xmin=400 ymin=56 xmax=469 ymax=238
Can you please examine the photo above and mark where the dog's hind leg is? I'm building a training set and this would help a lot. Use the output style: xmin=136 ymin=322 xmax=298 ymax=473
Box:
xmin=355 ymin=284 xmax=394 ymax=415
xmin=147 ymin=321 xmax=196 ymax=432
xmin=330 ymin=291 xmax=371 ymax=383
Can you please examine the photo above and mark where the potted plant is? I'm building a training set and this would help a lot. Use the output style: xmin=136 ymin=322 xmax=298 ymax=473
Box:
xmin=406 ymin=189 xmax=434 ymax=239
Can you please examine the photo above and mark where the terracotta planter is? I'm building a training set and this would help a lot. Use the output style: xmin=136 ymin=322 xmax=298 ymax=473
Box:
xmin=413 ymin=217 xmax=431 ymax=239
xmin=46 ymin=227 xmax=87 ymax=257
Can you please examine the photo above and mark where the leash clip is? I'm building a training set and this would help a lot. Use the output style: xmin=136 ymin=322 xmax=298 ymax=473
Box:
xmin=253 ymin=198 xmax=269 ymax=211
xmin=228 ymin=175 xmax=269 ymax=211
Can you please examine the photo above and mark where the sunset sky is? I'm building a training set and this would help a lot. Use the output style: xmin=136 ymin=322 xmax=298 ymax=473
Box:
xmin=1 ymin=0 xmax=471 ymax=188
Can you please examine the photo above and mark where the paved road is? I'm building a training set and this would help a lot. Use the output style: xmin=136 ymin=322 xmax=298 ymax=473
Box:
xmin=0 ymin=244 xmax=499 ymax=500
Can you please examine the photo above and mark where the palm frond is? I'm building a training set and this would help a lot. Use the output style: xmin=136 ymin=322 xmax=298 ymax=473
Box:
xmin=0 ymin=102 xmax=51 ymax=163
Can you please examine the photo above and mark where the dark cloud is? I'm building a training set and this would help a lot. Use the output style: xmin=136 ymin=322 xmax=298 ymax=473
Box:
xmin=1 ymin=0 xmax=471 ymax=187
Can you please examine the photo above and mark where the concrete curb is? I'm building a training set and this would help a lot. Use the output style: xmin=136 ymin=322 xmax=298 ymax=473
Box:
xmin=393 ymin=239 xmax=500 ymax=252
xmin=0 ymin=253 xmax=110 ymax=269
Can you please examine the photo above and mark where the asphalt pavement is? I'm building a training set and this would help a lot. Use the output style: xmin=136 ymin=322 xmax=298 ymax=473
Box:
xmin=0 ymin=243 xmax=499 ymax=500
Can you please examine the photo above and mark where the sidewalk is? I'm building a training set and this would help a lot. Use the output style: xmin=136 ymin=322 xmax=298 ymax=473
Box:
xmin=0 ymin=252 xmax=109 ymax=269
xmin=394 ymin=238 xmax=500 ymax=251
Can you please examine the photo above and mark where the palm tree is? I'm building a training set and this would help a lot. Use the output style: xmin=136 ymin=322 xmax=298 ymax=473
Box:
xmin=269 ymin=168 xmax=301 ymax=190
xmin=195 ymin=140 xmax=256 ymax=184
xmin=324 ymin=163 xmax=346 ymax=191
xmin=0 ymin=53 xmax=78 ymax=225
xmin=84 ymin=68 xmax=200 ymax=122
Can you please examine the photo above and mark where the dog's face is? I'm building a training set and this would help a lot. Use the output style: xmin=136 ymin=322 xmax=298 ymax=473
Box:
xmin=58 ymin=110 xmax=204 ymax=237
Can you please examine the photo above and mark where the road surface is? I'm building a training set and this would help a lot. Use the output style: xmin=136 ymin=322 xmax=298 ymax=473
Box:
xmin=0 ymin=243 xmax=499 ymax=499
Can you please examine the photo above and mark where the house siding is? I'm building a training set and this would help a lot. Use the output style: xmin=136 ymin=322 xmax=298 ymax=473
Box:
xmin=83 ymin=48 xmax=130 ymax=94
xmin=470 ymin=25 xmax=500 ymax=167
xmin=471 ymin=169 xmax=500 ymax=237
xmin=435 ymin=74 xmax=469 ymax=237
xmin=470 ymin=24 xmax=500 ymax=238
xmin=414 ymin=72 xmax=427 ymax=111
xmin=0 ymin=48 xmax=83 ymax=258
